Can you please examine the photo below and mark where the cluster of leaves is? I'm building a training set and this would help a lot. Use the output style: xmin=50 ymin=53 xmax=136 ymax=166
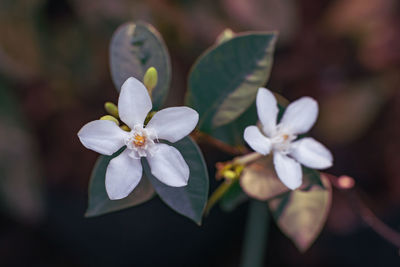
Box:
xmin=87 ymin=21 xmax=332 ymax=251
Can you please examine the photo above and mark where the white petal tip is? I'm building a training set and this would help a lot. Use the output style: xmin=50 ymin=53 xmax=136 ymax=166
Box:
xmin=168 ymin=180 xmax=189 ymax=187
xmin=107 ymin=194 xmax=125 ymax=201
xmin=150 ymin=168 xmax=189 ymax=187
xmin=258 ymin=87 xmax=271 ymax=94
xmin=303 ymin=96 xmax=317 ymax=103
xmin=282 ymin=175 xmax=303 ymax=190
xmin=106 ymin=185 xmax=136 ymax=200
xmin=319 ymin=161 xmax=333 ymax=170
xmin=123 ymin=77 xmax=139 ymax=86
xmin=287 ymin=182 xmax=302 ymax=190
xmin=297 ymin=96 xmax=318 ymax=108
xmin=106 ymin=188 xmax=130 ymax=200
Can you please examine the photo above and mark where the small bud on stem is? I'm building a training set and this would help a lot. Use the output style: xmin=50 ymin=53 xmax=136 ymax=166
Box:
xmin=216 ymin=28 xmax=235 ymax=44
xmin=100 ymin=115 xmax=119 ymax=125
xmin=120 ymin=125 xmax=130 ymax=131
xmin=104 ymin=102 xmax=119 ymax=118
xmin=143 ymin=67 xmax=158 ymax=96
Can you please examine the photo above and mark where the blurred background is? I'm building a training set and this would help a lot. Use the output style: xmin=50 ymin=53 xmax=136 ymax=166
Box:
xmin=1 ymin=0 xmax=400 ymax=266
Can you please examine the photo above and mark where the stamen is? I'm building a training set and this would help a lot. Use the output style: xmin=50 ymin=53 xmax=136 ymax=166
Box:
xmin=133 ymin=134 xmax=146 ymax=147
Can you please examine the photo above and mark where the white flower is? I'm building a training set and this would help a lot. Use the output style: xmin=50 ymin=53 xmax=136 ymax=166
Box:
xmin=78 ymin=77 xmax=199 ymax=200
xmin=243 ymin=88 xmax=333 ymax=190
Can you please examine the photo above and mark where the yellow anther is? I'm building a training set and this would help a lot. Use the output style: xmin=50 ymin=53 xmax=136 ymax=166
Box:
xmin=104 ymin=102 xmax=119 ymax=118
xmin=143 ymin=67 xmax=158 ymax=94
xmin=133 ymin=135 xmax=146 ymax=147
xmin=283 ymin=134 xmax=289 ymax=141
xmin=100 ymin=115 xmax=119 ymax=125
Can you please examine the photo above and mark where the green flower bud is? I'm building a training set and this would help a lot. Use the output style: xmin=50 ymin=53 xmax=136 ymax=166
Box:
xmin=144 ymin=111 xmax=157 ymax=126
xmin=100 ymin=115 xmax=119 ymax=125
xmin=216 ymin=28 xmax=235 ymax=44
xmin=120 ymin=125 xmax=131 ymax=132
xmin=143 ymin=67 xmax=158 ymax=94
xmin=104 ymin=102 xmax=119 ymax=118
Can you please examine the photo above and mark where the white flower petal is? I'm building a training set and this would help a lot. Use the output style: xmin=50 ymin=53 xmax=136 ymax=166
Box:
xmin=118 ymin=77 xmax=152 ymax=128
xmin=78 ymin=120 xmax=127 ymax=155
xmin=146 ymin=107 xmax=199 ymax=143
xmin=256 ymin=88 xmax=279 ymax=136
xmin=280 ymin=97 xmax=318 ymax=135
xmin=244 ymin=126 xmax=271 ymax=155
xmin=105 ymin=149 xmax=143 ymax=200
xmin=147 ymin=144 xmax=189 ymax=187
xmin=290 ymin=137 xmax=333 ymax=169
xmin=273 ymin=152 xmax=302 ymax=190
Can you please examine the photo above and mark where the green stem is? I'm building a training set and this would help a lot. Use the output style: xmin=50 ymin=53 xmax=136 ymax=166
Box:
xmin=204 ymin=178 xmax=237 ymax=215
xmin=233 ymin=152 xmax=263 ymax=165
xmin=240 ymin=199 xmax=270 ymax=267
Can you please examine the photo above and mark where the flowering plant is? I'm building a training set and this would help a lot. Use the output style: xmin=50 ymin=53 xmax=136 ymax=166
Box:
xmin=77 ymin=21 xmax=365 ymax=266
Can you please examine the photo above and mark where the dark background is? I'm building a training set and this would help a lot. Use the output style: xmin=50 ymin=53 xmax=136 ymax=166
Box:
xmin=0 ymin=0 xmax=400 ymax=266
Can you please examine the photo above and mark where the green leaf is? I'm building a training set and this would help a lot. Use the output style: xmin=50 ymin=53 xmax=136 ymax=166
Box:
xmin=268 ymin=174 xmax=332 ymax=252
xmin=144 ymin=137 xmax=209 ymax=225
xmin=206 ymin=93 xmax=288 ymax=147
xmin=211 ymin=103 xmax=257 ymax=147
xmin=85 ymin=137 xmax=209 ymax=222
xmin=187 ymin=32 xmax=277 ymax=131
xmin=110 ymin=21 xmax=171 ymax=110
xmin=85 ymin=149 xmax=155 ymax=217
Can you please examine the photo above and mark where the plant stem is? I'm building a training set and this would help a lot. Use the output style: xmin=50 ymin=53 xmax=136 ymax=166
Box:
xmin=240 ymin=199 xmax=270 ymax=267
xmin=324 ymin=173 xmax=400 ymax=248
xmin=190 ymin=131 xmax=247 ymax=155
xmin=204 ymin=179 xmax=237 ymax=215
xmin=205 ymin=153 xmax=262 ymax=215
xmin=233 ymin=152 xmax=263 ymax=165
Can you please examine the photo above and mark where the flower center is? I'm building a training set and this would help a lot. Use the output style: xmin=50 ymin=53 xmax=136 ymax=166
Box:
xmin=125 ymin=125 xmax=157 ymax=158
xmin=270 ymin=129 xmax=296 ymax=155
xmin=133 ymin=134 xmax=146 ymax=147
